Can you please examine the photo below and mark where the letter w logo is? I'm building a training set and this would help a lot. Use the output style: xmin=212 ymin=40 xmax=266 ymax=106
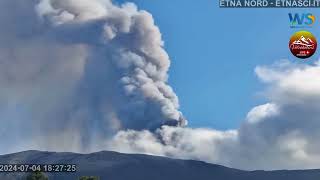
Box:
xmin=289 ymin=13 xmax=304 ymax=25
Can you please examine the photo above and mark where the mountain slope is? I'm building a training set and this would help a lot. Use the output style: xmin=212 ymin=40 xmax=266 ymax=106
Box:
xmin=0 ymin=151 xmax=320 ymax=180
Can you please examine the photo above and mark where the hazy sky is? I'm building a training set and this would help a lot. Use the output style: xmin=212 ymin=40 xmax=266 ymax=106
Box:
xmin=115 ymin=0 xmax=320 ymax=129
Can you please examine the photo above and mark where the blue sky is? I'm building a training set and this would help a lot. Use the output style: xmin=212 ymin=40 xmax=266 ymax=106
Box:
xmin=117 ymin=0 xmax=320 ymax=130
xmin=3 ymin=0 xmax=320 ymax=168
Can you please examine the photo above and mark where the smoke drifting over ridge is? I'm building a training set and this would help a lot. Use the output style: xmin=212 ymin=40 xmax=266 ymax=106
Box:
xmin=0 ymin=0 xmax=186 ymax=153
xmin=109 ymin=60 xmax=320 ymax=170
xmin=3 ymin=0 xmax=320 ymax=171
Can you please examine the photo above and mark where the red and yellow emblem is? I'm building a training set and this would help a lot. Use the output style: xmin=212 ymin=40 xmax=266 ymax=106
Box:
xmin=289 ymin=31 xmax=317 ymax=59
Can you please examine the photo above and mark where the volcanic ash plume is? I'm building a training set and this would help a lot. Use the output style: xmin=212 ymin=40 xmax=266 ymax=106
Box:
xmin=3 ymin=0 xmax=320 ymax=171
xmin=0 ymin=0 xmax=186 ymax=153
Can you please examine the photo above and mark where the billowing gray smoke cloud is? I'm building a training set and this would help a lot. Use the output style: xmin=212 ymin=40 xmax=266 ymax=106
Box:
xmin=109 ymin=60 xmax=320 ymax=170
xmin=3 ymin=0 xmax=320 ymax=171
xmin=0 ymin=0 xmax=186 ymax=154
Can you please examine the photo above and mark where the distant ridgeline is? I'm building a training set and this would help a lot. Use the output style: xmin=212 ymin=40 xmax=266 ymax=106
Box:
xmin=2 ymin=151 xmax=320 ymax=180
xmin=219 ymin=0 xmax=320 ymax=8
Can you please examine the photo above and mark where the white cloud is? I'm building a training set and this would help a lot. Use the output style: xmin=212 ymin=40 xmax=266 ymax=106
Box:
xmin=109 ymin=60 xmax=320 ymax=170
xmin=246 ymin=103 xmax=279 ymax=124
xmin=2 ymin=0 xmax=320 ymax=171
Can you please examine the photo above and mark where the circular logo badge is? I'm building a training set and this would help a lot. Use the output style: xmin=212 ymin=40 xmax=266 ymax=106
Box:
xmin=289 ymin=31 xmax=317 ymax=59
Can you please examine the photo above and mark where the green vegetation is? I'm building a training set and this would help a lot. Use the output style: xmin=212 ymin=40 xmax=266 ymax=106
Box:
xmin=79 ymin=176 xmax=100 ymax=180
xmin=26 ymin=171 xmax=48 ymax=180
